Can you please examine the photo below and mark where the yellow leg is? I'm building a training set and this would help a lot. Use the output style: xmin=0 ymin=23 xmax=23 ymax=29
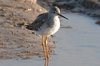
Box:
xmin=45 ymin=36 xmax=49 ymax=59
xmin=41 ymin=35 xmax=49 ymax=66
xmin=42 ymin=35 xmax=45 ymax=57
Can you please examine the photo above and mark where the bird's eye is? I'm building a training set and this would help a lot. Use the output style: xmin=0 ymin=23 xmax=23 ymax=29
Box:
xmin=53 ymin=11 xmax=55 ymax=13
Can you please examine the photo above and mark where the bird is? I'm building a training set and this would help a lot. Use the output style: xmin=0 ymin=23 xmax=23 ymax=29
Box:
xmin=26 ymin=6 xmax=68 ymax=66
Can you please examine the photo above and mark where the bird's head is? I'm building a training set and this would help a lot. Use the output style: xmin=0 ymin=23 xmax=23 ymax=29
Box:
xmin=49 ymin=6 xmax=69 ymax=20
xmin=50 ymin=6 xmax=61 ymax=15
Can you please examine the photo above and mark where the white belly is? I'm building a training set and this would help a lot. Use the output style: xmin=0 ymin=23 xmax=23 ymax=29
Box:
xmin=38 ymin=16 xmax=60 ymax=36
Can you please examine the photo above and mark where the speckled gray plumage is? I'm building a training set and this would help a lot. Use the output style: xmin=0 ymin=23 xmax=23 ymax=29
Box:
xmin=26 ymin=13 xmax=48 ymax=31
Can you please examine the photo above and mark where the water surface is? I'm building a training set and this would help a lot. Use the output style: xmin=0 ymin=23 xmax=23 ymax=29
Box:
xmin=0 ymin=13 xmax=100 ymax=66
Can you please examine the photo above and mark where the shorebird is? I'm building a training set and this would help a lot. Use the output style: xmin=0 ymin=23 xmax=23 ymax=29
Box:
xmin=26 ymin=6 xmax=68 ymax=66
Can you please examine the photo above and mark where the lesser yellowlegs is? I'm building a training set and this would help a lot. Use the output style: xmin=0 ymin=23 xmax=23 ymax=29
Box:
xmin=26 ymin=6 xmax=68 ymax=66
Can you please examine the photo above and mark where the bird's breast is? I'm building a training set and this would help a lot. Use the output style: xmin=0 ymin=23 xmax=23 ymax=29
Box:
xmin=37 ymin=15 xmax=60 ymax=36
xmin=49 ymin=16 xmax=60 ymax=35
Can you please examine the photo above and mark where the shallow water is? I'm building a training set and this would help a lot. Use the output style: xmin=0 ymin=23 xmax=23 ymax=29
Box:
xmin=0 ymin=13 xmax=100 ymax=66
xmin=51 ymin=13 xmax=100 ymax=66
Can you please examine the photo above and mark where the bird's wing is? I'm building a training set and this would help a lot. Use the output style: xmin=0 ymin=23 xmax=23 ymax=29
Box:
xmin=26 ymin=13 xmax=48 ymax=31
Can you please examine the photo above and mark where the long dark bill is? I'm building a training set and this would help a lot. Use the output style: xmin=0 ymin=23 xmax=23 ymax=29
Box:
xmin=57 ymin=13 xmax=69 ymax=20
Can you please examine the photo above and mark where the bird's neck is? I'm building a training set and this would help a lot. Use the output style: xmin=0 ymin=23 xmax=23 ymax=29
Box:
xmin=48 ymin=13 xmax=58 ymax=19
xmin=48 ymin=13 xmax=57 ymax=22
xmin=47 ymin=13 xmax=59 ymax=27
